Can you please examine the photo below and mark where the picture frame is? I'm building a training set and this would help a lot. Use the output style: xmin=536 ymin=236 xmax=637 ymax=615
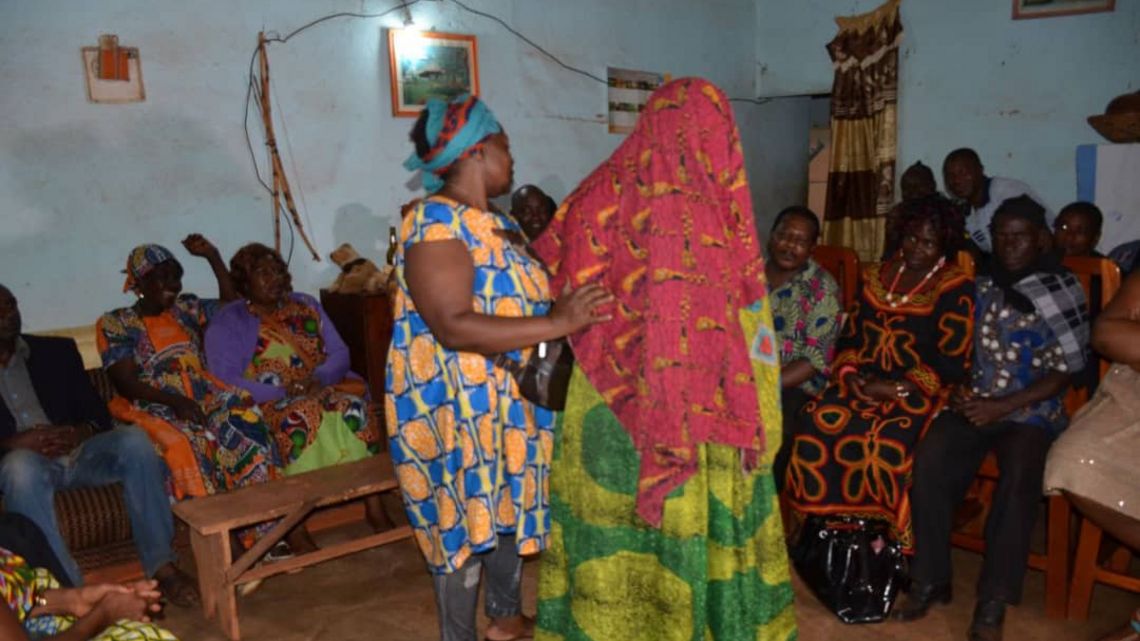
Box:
xmin=1012 ymin=0 xmax=1114 ymax=20
xmin=81 ymin=36 xmax=145 ymax=103
xmin=387 ymin=29 xmax=479 ymax=117
xmin=607 ymin=67 xmax=668 ymax=134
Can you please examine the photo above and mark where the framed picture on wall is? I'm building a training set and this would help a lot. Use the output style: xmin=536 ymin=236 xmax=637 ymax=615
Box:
xmin=607 ymin=67 xmax=668 ymax=134
xmin=1012 ymin=0 xmax=1114 ymax=19
xmin=388 ymin=29 xmax=479 ymax=117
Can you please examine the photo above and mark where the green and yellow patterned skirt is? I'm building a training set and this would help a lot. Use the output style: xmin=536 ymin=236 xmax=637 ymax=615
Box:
xmin=536 ymin=369 xmax=797 ymax=641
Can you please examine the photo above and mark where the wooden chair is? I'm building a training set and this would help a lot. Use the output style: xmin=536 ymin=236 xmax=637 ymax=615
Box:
xmin=1057 ymin=252 xmax=1121 ymax=406
xmin=1059 ymin=257 xmax=1136 ymax=620
xmin=1066 ymin=515 xmax=1140 ymax=620
xmin=950 ymin=256 xmax=1121 ymax=619
xmin=812 ymin=244 xmax=860 ymax=309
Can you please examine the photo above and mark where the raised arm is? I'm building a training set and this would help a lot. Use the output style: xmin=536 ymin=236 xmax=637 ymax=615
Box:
xmin=182 ymin=234 xmax=237 ymax=302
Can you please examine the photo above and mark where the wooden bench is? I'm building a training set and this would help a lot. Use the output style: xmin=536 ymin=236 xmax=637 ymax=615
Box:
xmin=173 ymin=455 xmax=412 ymax=640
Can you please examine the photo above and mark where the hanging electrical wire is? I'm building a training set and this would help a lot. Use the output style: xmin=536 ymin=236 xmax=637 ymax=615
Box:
xmin=244 ymin=0 xmax=775 ymax=263
xmin=244 ymin=2 xmax=423 ymax=264
xmin=444 ymin=0 xmax=607 ymax=85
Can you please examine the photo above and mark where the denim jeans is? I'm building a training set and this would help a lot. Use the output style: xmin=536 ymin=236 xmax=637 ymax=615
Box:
xmin=0 ymin=426 xmax=174 ymax=585
xmin=432 ymin=536 xmax=523 ymax=641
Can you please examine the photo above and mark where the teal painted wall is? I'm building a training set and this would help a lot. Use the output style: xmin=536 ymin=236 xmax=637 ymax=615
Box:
xmin=1 ymin=0 xmax=769 ymax=329
xmin=755 ymin=0 xmax=1139 ymax=217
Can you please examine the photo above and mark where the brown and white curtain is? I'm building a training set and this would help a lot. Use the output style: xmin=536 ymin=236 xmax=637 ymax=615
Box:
xmin=823 ymin=0 xmax=903 ymax=261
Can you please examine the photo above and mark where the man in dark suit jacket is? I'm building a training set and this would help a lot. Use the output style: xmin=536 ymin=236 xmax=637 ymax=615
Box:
xmin=0 ymin=284 xmax=197 ymax=604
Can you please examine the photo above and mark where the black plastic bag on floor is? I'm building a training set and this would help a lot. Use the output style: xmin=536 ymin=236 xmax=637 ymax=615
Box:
xmin=790 ymin=515 xmax=907 ymax=624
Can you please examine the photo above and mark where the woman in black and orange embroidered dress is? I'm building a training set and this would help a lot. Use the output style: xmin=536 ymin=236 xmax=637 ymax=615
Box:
xmin=785 ymin=195 xmax=975 ymax=552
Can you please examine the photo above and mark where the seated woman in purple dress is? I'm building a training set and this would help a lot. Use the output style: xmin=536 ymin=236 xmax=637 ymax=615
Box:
xmin=204 ymin=243 xmax=389 ymax=551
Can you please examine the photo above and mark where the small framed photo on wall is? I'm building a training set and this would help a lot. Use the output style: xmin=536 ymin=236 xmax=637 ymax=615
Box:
xmin=1013 ymin=0 xmax=1114 ymax=19
xmin=388 ymin=30 xmax=479 ymax=117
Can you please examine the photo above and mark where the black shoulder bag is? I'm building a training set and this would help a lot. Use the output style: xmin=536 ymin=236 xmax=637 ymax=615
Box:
xmin=494 ymin=339 xmax=574 ymax=411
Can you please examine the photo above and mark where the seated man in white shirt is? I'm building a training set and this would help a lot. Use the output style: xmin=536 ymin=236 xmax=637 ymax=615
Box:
xmin=942 ymin=148 xmax=1053 ymax=255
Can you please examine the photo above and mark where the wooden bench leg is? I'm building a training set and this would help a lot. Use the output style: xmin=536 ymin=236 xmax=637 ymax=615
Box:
xmin=1044 ymin=495 xmax=1070 ymax=619
xmin=1067 ymin=518 xmax=1104 ymax=621
xmin=189 ymin=529 xmax=230 ymax=620
xmin=218 ymin=580 xmax=240 ymax=641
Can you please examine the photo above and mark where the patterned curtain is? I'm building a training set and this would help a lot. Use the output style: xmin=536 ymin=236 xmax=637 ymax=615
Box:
xmin=822 ymin=0 xmax=903 ymax=262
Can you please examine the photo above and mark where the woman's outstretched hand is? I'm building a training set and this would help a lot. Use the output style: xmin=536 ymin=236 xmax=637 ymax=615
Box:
xmin=551 ymin=283 xmax=613 ymax=335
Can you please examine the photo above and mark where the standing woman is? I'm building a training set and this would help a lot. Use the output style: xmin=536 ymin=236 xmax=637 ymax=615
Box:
xmin=532 ymin=78 xmax=797 ymax=641
xmin=390 ymin=95 xmax=610 ymax=641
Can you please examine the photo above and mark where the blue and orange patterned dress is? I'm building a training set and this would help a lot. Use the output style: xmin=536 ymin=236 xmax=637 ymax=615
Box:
xmin=386 ymin=196 xmax=556 ymax=575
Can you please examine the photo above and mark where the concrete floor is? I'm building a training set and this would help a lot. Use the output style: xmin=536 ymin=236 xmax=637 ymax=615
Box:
xmin=159 ymin=521 xmax=1136 ymax=641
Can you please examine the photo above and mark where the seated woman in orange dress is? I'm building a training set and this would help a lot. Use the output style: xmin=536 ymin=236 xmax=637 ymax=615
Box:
xmin=97 ymin=237 xmax=279 ymax=504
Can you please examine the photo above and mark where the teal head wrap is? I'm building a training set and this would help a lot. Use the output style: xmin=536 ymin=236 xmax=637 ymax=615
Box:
xmin=403 ymin=94 xmax=502 ymax=193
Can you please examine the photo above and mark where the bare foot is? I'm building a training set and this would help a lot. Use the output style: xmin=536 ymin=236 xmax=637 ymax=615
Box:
xmin=485 ymin=614 xmax=534 ymax=641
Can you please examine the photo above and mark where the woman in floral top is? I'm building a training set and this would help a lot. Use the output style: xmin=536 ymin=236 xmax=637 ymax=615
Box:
xmin=765 ymin=206 xmax=841 ymax=490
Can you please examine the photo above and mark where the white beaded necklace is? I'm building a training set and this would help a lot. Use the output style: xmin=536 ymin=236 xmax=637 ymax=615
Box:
xmin=885 ymin=256 xmax=946 ymax=308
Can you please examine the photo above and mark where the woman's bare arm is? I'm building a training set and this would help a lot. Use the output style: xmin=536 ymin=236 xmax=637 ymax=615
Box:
xmin=1091 ymin=270 xmax=1140 ymax=365
xmin=404 ymin=239 xmax=610 ymax=355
